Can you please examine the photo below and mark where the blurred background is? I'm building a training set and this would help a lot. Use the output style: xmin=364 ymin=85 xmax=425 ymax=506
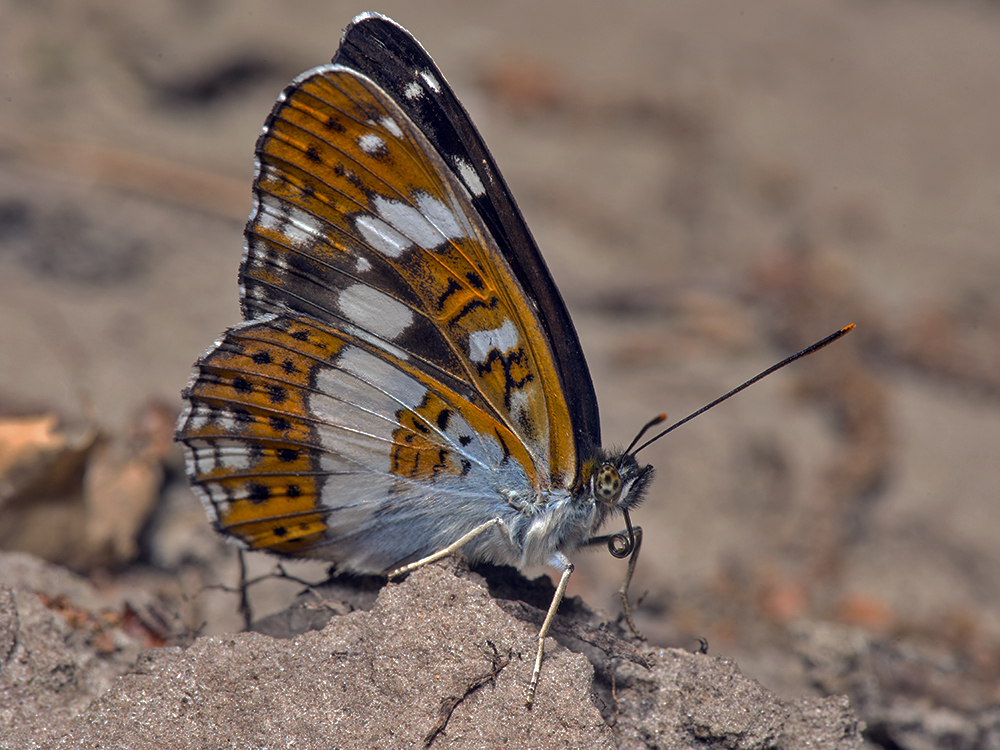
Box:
xmin=1 ymin=1 xmax=999 ymax=745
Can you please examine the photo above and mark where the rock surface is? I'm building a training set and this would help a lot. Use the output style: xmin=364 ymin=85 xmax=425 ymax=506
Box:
xmin=1 ymin=556 xmax=862 ymax=749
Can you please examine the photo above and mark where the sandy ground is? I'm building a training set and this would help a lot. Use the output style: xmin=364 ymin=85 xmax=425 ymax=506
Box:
xmin=1 ymin=0 xmax=999 ymax=744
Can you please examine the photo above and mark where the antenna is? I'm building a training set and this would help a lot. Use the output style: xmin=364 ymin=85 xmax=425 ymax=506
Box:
xmin=623 ymin=413 xmax=667 ymax=455
xmin=631 ymin=324 xmax=855 ymax=456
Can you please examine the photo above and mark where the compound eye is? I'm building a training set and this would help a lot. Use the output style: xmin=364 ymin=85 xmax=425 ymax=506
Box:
xmin=594 ymin=463 xmax=623 ymax=504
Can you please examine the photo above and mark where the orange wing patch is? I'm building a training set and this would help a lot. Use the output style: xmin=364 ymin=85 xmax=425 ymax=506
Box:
xmin=180 ymin=317 xmax=345 ymax=553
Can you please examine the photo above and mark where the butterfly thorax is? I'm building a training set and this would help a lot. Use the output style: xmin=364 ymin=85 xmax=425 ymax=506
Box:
xmin=489 ymin=450 xmax=653 ymax=570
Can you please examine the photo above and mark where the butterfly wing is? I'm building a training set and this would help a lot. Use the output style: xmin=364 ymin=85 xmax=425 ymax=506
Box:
xmin=179 ymin=312 xmax=540 ymax=569
xmin=334 ymin=13 xmax=601 ymax=460
xmin=178 ymin=25 xmax=593 ymax=570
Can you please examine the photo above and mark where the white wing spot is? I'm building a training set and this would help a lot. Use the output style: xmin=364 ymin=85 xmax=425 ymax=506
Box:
xmin=374 ymin=194 xmax=463 ymax=250
xmin=255 ymin=195 xmax=285 ymax=231
xmin=358 ymin=133 xmax=385 ymax=154
xmin=380 ymin=116 xmax=403 ymax=138
xmin=416 ymin=193 xmax=463 ymax=240
xmin=195 ymin=449 xmax=216 ymax=477
xmin=420 ymin=70 xmax=441 ymax=92
xmin=453 ymin=157 xmax=486 ymax=197
xmin=403 ymin=81 xmax=423 ymax=100
xmin=356 ymin=214 xmax=412 ymax=257
xmin=356 ymin=256 xmax=372 ymax=273
xmin=468 ymin=319 xmax=520 ymax=363
xmin=215 ymin=410 xmax=237 ymax=435
xmin=338 ymin=346 xmax=427 ymax=409
xmin=214 ymin=440 xmax=251 ymax=471
xmin=338 ymin=284 xmax=413 ymax=340
xmin=271 ymin=252 xmax=289 ymax=272
xmin=184 ymin=404 xmax=209 ymax=432
xmin=276 ymin=206 xmax=322 ymax=247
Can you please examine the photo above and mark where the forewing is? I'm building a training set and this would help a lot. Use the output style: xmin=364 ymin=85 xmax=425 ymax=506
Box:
xmin=238 ymin=65 xmax=576 ymax=485
xmin=334 ymin=13 xmax=601 ymax=459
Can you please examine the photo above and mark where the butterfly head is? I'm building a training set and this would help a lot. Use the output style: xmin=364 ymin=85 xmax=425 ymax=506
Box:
xmin=586 ymin=411 xmax=666 ymax=517
xmin=573 ymin=448 xmax=653 ymax=561
xmin=591 ymin=452 xmax=653 ymax=514
xmin=574 ymin=412 xmax=667 ymax=559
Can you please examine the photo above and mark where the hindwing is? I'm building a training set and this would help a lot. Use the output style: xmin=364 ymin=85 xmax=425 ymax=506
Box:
xmin=179 ymin=314 xmax=537 ymax=567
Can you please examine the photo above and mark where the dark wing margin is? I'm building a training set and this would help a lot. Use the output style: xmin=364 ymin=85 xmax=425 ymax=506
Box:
xmin=332 ymin=11 xmax=602 ymax=459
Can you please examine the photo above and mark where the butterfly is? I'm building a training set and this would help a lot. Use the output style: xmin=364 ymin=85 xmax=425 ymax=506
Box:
xmin=175 ymin=11 xmax=851 ymax=707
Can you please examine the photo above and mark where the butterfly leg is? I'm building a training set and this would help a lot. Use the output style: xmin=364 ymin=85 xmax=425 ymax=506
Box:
xmin=616 ymin=526 xmax=644 ymax=640
xmin=526 ymin=551 xmax=573 ymax=709
xmin=583 ymin=525 xmax=646 ymax=640
xmin=387 ymin=517 xmax=504 ymax=579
